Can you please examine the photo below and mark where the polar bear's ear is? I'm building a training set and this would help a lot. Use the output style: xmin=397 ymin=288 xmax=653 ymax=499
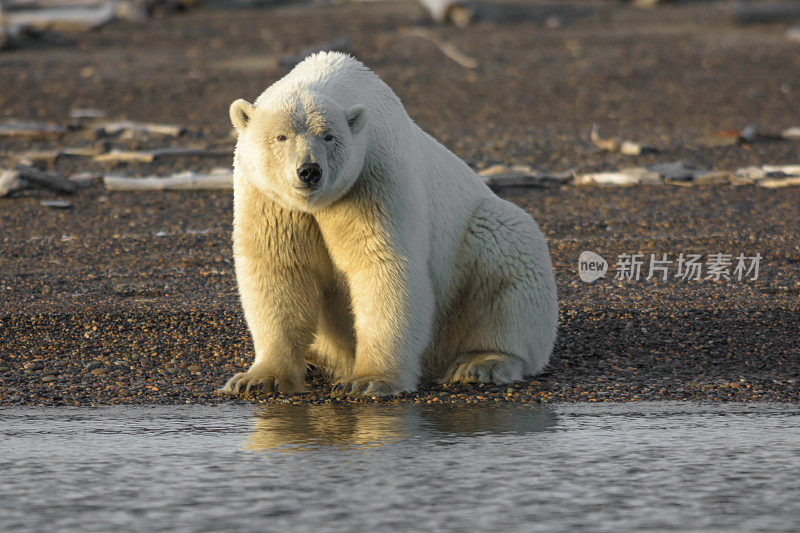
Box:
xmin=230 ymin=99 xmax=254 ymax=133
xmin=346 ymin=104 xmax=367 ymax=135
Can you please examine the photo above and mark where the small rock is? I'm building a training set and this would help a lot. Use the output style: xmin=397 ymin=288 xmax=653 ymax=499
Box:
xmin=90 ymin=367 xmax=109 ymax=376
xmin=187 ymin=364 xmax=202 ymax=372
xmin=24 ymin=360 xmax=44 ymax=370
xmin=40 ymin=200 xmax=73 ymax=209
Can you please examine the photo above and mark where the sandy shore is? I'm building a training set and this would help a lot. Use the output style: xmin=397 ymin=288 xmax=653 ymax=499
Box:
xmin=1 ymin=1 xmax=798 ymax=405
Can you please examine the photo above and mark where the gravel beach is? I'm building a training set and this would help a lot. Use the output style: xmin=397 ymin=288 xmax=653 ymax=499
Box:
xmin=1 ymin=0 xmax=798 ymax=406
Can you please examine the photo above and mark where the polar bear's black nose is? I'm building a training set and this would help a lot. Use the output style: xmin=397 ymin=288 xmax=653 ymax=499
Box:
xmin=297 ymin=163 xmax=322 ymax=185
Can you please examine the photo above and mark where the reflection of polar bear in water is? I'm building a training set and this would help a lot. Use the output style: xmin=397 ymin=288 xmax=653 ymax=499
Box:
xmin=222 ymin=52 xmax=558 ymax=398
xmin=245 ymin=405 xmax=558 ymax=451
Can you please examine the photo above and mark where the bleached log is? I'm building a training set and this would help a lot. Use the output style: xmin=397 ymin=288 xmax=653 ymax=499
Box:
xmin=93 ymin=149 xmax=155 ymax=163
xmin=95 ymin=120 xmax=185 ymax=137
xmin=758 ymin=176 xmax=800 ymax=189
xmin=104 ymin=170 xmax=233 ymax=191
xmin=781 ymin=127 xmax=800 ymax=140
xmin=93 ymin=147 xmax=230 ymax=163
xmin=4 ymin=3 xmax=116 ymax=32
xmin=0 ymin=120 xmax=66 ymax=140
xmin=575 ymin=167 xmax=661 ymax=186
xmin=0 ymin=170 xmax=28 ymax=196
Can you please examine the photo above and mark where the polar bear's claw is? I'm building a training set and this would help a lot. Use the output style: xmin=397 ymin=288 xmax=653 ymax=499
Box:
xmin=220 ymin=371 xmax=303 ymax=396
xmin=331 ymin=378 xmax=398 ymax=398
xmin=443 ymin=352 xmax=524 ymax=385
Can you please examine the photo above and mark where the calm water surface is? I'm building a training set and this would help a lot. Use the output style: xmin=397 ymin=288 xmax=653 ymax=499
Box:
xmin=1 ymin=402 xmax=799 ymax=532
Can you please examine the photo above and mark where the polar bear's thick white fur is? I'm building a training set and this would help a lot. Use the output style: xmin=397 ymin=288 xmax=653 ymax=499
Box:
xmin=222 ymin=52 xmax=557 ymax=397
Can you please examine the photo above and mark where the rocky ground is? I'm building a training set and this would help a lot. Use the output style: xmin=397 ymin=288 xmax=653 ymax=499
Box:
xmin=1 ymin=0 xmax=798 ymax=406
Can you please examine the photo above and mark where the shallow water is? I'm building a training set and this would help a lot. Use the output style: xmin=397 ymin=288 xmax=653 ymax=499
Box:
xmin=1 ymin=402 xmax=799 ymax=532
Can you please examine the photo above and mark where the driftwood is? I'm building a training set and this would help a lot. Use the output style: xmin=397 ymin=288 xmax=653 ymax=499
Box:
xmin=93 ymin=149 xmax=155 ymax=163
xmin=731 ymin=4 xmax=800 ymax=25
xmin=16 ymin=164 xmax=78 ymax=193
xmin=481 ymin=172 xmax=571 ymax=188
xmin=279 ymin=37 xmax=351 ymax=68
xmin=104 ymin=170 xmax=233 ymax=191
xmin=782 ymin=127 xmax=800 ymax=140
xmin=0 ymin=170 xmax=28 ymax=196
xmin=3 ymin=3 xmax=116 ymax=32
xmin=23 ymin=146 xmax=104 ymax=164
xmin=400 ymin=27 xmax=479 ymax=69
xmin=590 ymin=124 xmax=655 ymax=155
xmin=69 ymin=107 xmax=105 ymax=120
xmin=417 ymin=0 xmax=593 ymax=27
xmin=575 ymin=168 xmax=660 ymax=187
xmin=95 ymin=120 xmax=185 ymax=137
xmin=759 ymin=176 xmax=800 ymax=189
xmin=93 ymin=147 xmax=230 ymax=163
xmin=0 ymin=120 xmax=66 ymax=140
xmin=478 ymin=164 xmax=571 ymax=187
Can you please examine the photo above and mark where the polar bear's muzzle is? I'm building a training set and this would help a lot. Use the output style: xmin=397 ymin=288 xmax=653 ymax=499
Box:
xmin=297 ymin=162 xmax=322 ymax=187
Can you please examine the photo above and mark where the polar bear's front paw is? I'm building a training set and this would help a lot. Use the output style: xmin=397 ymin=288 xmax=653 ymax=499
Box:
xmin=331 ymin=377 xmax=401 ymax=398
xmin=442 ymin=352 xmax=524 ymax=385
xmin=220 ymin=367 xmax=304 ymax=396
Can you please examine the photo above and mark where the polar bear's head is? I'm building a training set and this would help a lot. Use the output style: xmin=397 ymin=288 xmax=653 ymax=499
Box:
xmin=230 ymin=92 xmax=368 ymax=212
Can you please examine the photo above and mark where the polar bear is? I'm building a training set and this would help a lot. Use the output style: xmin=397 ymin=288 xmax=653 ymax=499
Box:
xmin=221 ymin=52 xmax=557 ymax=397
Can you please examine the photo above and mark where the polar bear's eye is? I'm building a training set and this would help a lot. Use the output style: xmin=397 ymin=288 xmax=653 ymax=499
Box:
xmin=323 ymin=134 xmax=334 ymax=142
xmin=276 ymin=134 xmax=287 ymax=142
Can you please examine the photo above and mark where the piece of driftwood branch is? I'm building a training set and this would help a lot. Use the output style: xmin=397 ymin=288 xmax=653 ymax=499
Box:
xmin=4 ymin=3 xmax=116 ymax=32
xmin=782 ymin=127 xmax=800 ymax=140
xmin=94 ymin=120 xmax=185 ymax=137
xmin=69 ymin=107 xmax=105 ymax=119
xmin=0 ymin=120 xmax=66 ymax=140
xmin=0 ymin=170 xmax=28 ymax=197
xmin=575 ymin=168 xmax=661 ymax=186
xmin=16 ymin=164 xmax=78 ymax=193
xmin=93 ymin=149 xmax=155 ymax=163
xmin=479 ymin=164 xmax=571 ymax=187
xmin=759 ymin=176 xmax=800 ymax=189
xmin=93 ymin=147 xmax=231 ymax=163
xmin=481 ymin=172 xmax=571 ymax=188
xmin=400 ymin=27 xmax=479 ymax=69
xmin=417 ymin=0 xmax=593 ymax=27
xmin=731 ymin=4 xmax=800 ymax=25
xmin=590 ymin=124 xmax=655 ymax=155
xmin=23 ymin=146 xmax=104 ymax=164
xmin=104 ymin=170 xmax=233 ymax=191
xmin=279 ymin=37 xmax=351 ymax=68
